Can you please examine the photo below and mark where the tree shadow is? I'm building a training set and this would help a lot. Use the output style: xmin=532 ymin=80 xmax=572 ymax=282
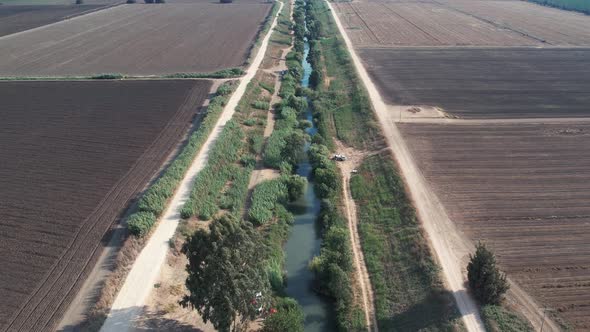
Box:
xmin=59 ymin=306 xmax=207 ymax=332
xmin=377 ymin=290 xmax=465 ymax=331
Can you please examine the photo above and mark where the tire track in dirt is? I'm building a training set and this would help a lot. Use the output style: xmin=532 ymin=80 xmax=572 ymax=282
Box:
xmin=334 ymin=141 xmax=378 ymax=332
xmin=326 ymin=1 xmax=487 ymax=331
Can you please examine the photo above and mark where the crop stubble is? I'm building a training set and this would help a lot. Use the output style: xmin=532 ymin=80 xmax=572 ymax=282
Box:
xmin=0 ymin=80 xmax=212 ymax=331
xmin=399 ymin=123 xmax=590 ymax=329
xmin=0 ymin=3 xmax=271 ymax=76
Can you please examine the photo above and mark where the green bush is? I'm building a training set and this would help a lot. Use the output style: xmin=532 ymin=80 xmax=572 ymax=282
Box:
xmin=248 ymin=179 xmax=288 ymax=225
xmin=243 ymin=118 xmax=257 ymax=126
xmin=283 ymin=175 xmax=307 ymax=201
xmin=262 ymin=297 xmax=304 ymax=332
xmin=468 ymin=242 xmax=510 ymax=305
xmin=91 ymin=73 xmax=123 ymax=79
xmin=127 ymin=211 xmax=157 ymax=236
xmin=481 ymin=305 xmax=533 ymax=332
xmin=253 ymin=100 xmax=271 ymax=110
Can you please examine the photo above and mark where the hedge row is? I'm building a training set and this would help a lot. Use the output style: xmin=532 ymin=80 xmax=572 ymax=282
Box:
xmin=127 ymin=82 xmax=235 ymax=236
xmin=180 ymin=120 xmax=246 ymax=220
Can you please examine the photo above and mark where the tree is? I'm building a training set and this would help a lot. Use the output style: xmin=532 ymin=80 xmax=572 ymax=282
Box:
xmin=182 ymin=216 xmax=270 ymax=331
xmin=283 ymin=175 xmax=307 ymax=202
xmin=467 ymin=242 xmax=510 ymax=305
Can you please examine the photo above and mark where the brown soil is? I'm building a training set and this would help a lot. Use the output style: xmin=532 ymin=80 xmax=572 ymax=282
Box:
xmin=0 ymin=79 xmax=212 ymax=332
xmin=399 ymin=122 xmax=590 ymax=330
xmin=0 ymin=5 xmax=105 ymax=37
xmin=334 ymin=0 xmax=590 ymax=47
xmin=0 ymin=3 xmax=272 ymax=76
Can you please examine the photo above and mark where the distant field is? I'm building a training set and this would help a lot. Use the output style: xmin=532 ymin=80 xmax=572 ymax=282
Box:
xmin=529 ymin=0 xmax=590 ymax=14
xmin=334 ymin=1 xmax=539 ymax=47
xmin=0 ymin=80 xmax=212 ymax=331
xmin=358 ymin=47 xmax=590 ymax=118
xmin=440 ymin=0 xmax=590 ymax=45
xmin=0 ymin=3 xmax=271 ymax=76
xmin=335 ymin=0 xmax=590 ymax=46
xmin=0 ymin=5 xmax=102 ymax=37
xmin=399 ymin=122 xmax=590 ymax=330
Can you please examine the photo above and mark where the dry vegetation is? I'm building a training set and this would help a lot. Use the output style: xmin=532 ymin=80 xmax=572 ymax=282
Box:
xmin=0 ymin=80 xmax=211 ymax=332
xmin=0 ymin=3 xmax=271 ymax=76
xmin=399 ymin=122 xmax=590 ymax=330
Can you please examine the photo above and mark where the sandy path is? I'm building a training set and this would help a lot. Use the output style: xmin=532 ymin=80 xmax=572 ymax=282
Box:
xmin=326 ymin=1 xmax=487 ymax=331
xmin=334 ymin=142 xmax=378 ymax=332
xmin=98 ymin=3 xmax=283 ymax=331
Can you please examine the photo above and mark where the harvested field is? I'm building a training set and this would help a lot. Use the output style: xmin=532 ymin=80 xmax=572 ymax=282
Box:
xmin=0 ymin=3 xmax=271 ymax=76
xmin=399 ymin=122 xmax=590 ymax=330
xmin=0 ymin=79 xmax=212 ymax=332
xmin=333 ymin=1 xmax=539 ymax=47
xmin=439 ymin=0 xmax=590 ymax=46
xmin=0 ymin=5 xmax=103 ymax=37
xmin=358 ymin=47 xmax=590 ymax=119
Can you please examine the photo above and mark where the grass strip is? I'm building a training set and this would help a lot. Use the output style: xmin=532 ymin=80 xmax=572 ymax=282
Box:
xmin=127 ymin=81 xmax=236 ymax=235
xmin=304 ymin=0 xmax=464 ymax=330
xmin=0 ymin=68 xmax=245 ymax=81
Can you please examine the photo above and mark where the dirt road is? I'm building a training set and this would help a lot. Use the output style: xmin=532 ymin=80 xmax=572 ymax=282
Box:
xmin=328 ymin=2 xmax=562 ymax=331
xmin=334 ymin=141 xmax=378 ymax=332
xmin=99 ymin=3 xmax=283 ymax=331
xmin=326 ymin=2 xmax=487 ymax=331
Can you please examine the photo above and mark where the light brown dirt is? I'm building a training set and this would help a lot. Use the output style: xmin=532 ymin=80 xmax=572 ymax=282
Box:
xmin=399 ymin=122 xmax=590 ymax=330
xmin=99 ymin=3 xmax=284 ymax=330
xmin=327 ymin=1 xmax=488 ymax=331
xmin=333 ymin=140 xmax=378 ymax=332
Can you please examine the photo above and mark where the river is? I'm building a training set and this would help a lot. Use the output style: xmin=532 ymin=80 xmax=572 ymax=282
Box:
xmin=283 ymin=37 xmax=336 ymax=331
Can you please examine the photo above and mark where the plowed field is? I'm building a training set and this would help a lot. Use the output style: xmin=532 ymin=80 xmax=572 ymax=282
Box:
xmin=0 ymin=3 xmax=271 ymax=76
xmin=334 ymin=0 xmax=590 ymax=47
xmin=0 ymin=5 xmax=103 ymax=37
xmin=0 ymin=79 xmax=212 ymax=332
xmin=439 ymin=0 xmax=590 ymax=46
xmin=358 ymin=47 xmax=590 ymax=119
xmin=334 ymin=1 xmax=539 ymax=47
xmin=399 ymin=122 xmax=590 ymax=329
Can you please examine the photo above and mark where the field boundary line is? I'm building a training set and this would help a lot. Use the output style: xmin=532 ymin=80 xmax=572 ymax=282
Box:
xmin=326 ymin=1 xmax=487 ymax=331
xmin=98 ymin=2 xmax=283 ymax=331
xmin=397 ymin=116 xmax=590 ymax=125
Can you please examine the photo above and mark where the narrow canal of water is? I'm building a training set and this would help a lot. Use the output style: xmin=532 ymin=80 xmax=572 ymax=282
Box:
xmin=283 ymin=37 xmax=337 ymax=331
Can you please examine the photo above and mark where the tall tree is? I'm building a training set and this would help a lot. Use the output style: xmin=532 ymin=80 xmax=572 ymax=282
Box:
xmin=182 ymin=215 xmax=270 ymax=331
xmin=467 ymin=242 xmax=510 ymax=305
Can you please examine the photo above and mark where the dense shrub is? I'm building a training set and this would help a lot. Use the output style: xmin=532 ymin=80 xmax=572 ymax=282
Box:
xmin=262 ymin=297 xmax=304 ymax=332
xmin=468 ymin=243 xmax=510 ymax=305
xmin=248 ymin=179 xmax=288 ymax=225
xmin=91 ymin=73 xmax=123 ymax=79
xmin=127 ymin=211 xmax=157 ymax=236
xmin=253 ymin=100 xmax=270 ymax=110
